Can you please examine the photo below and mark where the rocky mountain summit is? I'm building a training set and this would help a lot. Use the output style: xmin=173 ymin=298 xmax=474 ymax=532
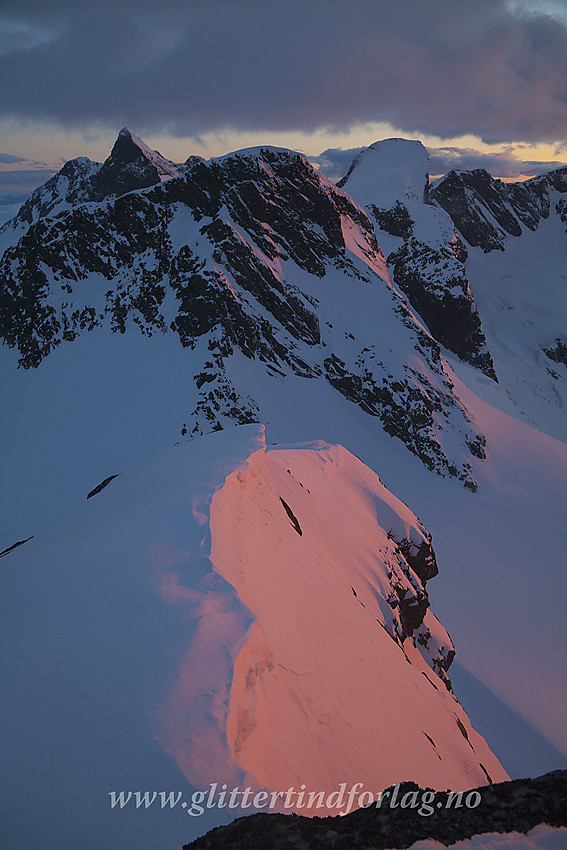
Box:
xmin=427 ymin=159 xmax=567 ymax=441
xmin=0 ymin=134 xmax=491 ymax=488
xmin=8 ymin=128 xmax=181 ymax=229
xmin=1 ymin=131 xmax=565 ymax=482
xmin=337 ymin=138 xmax=567 ymax=442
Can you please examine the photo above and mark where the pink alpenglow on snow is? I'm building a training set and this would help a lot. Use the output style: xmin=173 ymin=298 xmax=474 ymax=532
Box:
xmin=154 ymin=427 xmax=508 ymax=809
xmin=0 ymin=424 xmax=507 ymax=849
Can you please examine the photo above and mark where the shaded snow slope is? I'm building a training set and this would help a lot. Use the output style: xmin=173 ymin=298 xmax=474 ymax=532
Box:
xmin=429 ymin=166 xmax=567 ymax=442
xmin=128 ymin=128 xmax=180 ymax=179
xmin=0 ymin=301 xmax=565 ymax=780
xmin=0 ymin=426 xmax=506 ymax=850
xmin=451 ymin=213 xmax=567 ymax=443
xmin=338 ymin=140 xmax=495 ymax=377
xmin=406 ymin=375 xmax=567 ymax=767
xmin=341 ymin=140 xmax=567 ymax=443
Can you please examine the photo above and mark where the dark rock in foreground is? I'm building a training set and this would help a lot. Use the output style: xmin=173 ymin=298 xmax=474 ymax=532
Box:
xmin=183 ymin=770 xmax=567 ymax=849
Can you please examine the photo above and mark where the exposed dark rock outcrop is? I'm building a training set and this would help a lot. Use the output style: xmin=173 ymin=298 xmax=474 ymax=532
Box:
xmin=279 ymin=497 xmax=302 ymax=535
xmin=9 ymin=128 xmax=176 ymax=228
xmin=544 ymin=339 xmax=567 ymax=367
xmin=86 ymin=474 xmax=119 ymax=499
xmin=430 ymin=166 xmax=567 ymax=252
xmin=336 ymin=143 xmax=496 ymax=379
xmin=80 ymin=127 xmax=162 ymax=201
xmin=386 ymin=234 xmax=497 ymax=379
xmin=182 ymin=770 xmax=567 ymax=850
xmin=0 ymin=141 xmax=487 ymax=488
xmin=0 ymin=536 xmax=33 ymax=558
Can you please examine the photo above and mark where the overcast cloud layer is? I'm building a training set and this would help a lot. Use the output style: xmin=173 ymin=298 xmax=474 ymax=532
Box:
xmin=1 ymin=0 xmax=567 ymax=144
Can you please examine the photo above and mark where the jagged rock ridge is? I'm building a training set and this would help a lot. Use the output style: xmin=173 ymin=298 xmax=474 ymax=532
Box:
xmin=9 ymin=127 xmax=180 ymax=228
xmin=0 ymin=136 xmax=489 ymax=487
xmin=430 ymin=165 xmax=567 ymax=252
xmin=427 ymin=161 xmax=567 ymax=443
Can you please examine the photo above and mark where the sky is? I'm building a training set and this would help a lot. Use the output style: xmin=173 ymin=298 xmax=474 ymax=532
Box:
xmin=1 ymin=0 xmax=567 ymax=201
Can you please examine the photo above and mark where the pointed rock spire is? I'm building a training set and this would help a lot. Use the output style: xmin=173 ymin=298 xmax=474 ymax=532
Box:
xmin=109 ymin=126 xmax=149 ymax=165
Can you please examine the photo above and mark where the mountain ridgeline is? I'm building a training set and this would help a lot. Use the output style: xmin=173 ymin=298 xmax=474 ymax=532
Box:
xmin=430 ymin=165 xmax=567 ymax=253
xmin=1 ymin=131 xmax=565 ymax=487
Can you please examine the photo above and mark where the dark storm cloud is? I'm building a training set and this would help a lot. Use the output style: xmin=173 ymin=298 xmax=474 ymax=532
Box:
xmin=1 ymin=0 xmax=567 ymax=143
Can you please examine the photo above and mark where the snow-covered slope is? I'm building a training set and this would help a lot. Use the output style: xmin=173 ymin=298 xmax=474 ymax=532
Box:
xmin=338 ymin=140 xmax=496 ymax=377
xmin=430 ymin=167 xmax=567 ymax=442
xmin=337 ymin=138 xmax=430 ymax=209
xmin=0 ymin=425 xmax=507 ymax=850
xmin=1 ymin=132 xmax=566 ymax=849
xmin=338 ymin=138 xmax=567 ymax=442
xmin=0 ymin=137 xmax=488 ymax=488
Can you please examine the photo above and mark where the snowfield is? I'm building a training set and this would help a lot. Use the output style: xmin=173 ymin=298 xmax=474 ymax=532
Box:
xmin=1 ymin=131 xmax=566 ymax=849
xmin=0 ymin=425 xmax=509 ymax=850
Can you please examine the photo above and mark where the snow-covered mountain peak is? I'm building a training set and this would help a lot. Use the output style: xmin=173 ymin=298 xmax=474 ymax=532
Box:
xmin=429 ymin=163 xmax=567 ymax=440
xmin=0 ymin=139 xmax=488 ymax=487
xmin=338 ymin=138 xmax=429 ymax=209
xmin=337 ymin=140 xmax=496 ymax=380
xmin=430 ymin=165 xmax=567 ymax=252
xmin=1 ymin=130 xmax=567 ymax=850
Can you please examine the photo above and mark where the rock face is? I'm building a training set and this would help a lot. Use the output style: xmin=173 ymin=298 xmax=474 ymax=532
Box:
xmin=428 ymin=162 xmax=567 ymax=443
xmin=0 ymin=136 xmax=488 ymax=488
xmin=10 ymin=127 xmax=178 ymax=227
xmin=544 ymin=339 xmax=567 ymax=367
xmin=182 ymin=770 xmax=567 ymax=850
xmin=79 ymin=126 xmax=163 ymax=201
xmin=338 ymin=140 xmax=496 ymax=379
xmin=385 ymin=227 xmax=497 ymax=380
xmin=430 ymin=166 xmax=567 ymax=252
